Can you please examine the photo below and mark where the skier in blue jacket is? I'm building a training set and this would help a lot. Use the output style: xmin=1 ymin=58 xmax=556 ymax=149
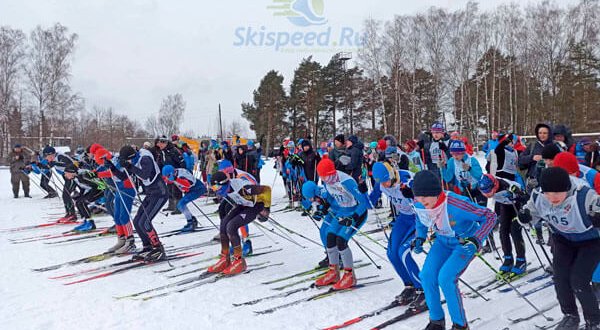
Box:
xmin=369 ymin=161 xmax=424 ymax=307
xmin=411 ymin=170 xmax=496 ymax=330
xmin=302 ymin=157 xmax=369 ymax=290
xmin=441 ymin=140 xmax=484 ymax=205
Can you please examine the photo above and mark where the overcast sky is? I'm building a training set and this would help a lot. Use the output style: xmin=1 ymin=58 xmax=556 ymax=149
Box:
xmin=0 ymin=0 xmax=578 ymax=138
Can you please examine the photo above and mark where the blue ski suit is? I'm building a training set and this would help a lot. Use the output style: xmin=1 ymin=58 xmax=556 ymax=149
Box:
xmin=414 ymin=192 xmax=496 ymax=326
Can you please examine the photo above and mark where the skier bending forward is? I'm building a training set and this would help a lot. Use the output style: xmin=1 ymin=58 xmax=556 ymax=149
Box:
xmin=411 ymin=170 xmax=496 ymax=330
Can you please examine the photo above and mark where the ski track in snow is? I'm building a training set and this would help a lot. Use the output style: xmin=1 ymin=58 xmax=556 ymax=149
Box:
xmin=0 ymin=156 xmax=563 ymax=329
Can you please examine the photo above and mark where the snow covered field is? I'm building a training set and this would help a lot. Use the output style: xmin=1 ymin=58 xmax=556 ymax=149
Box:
xmin=0 ymin=158 xmax=564 ymax=330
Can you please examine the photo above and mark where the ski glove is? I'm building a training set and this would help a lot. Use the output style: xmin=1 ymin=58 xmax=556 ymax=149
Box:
xmin=312 ymin=210 xmax=325 ymax=221
xmin=411 ymin=237 xmax=425 ymax=254
xmin=517 ymin=209 xmax=532 ymax=224
xmin=459 ymin=237 xmax=480 ymax=252
xmin=338 ymin=216 xmax=354 ymax=227
xmin=257 ymin=208 xmax=270 ymax=223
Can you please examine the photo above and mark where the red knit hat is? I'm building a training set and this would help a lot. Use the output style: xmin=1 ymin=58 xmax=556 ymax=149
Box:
xmin=553 ymin=152 xmax=579 ymax=175
xmin=377 ymin=139 xmax=387 ymax=152
xmin=89 ymin=143 xmax=103 ymax=155
xmin=317 ymin=157 xmax=336 ymax=177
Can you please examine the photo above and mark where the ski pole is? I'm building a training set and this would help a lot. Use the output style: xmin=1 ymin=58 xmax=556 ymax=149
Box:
xmin=189 ymin=200 xmax=219 ymax=231
xmin=367 ymin=198 xmax=390 ymax=242
xmin=476 ymin=252 xmax=554 ymax=321
xmin=327 ymin=211 xmax=388 ymax=250
xmin=268 ymin=215 xmax=322 ymax=247
xmin=353 ymin=238 xmax=382 ymax=270
xmin=23 ymin=170 xmax=44 ymax=193
xmin=510 ymin=203 xmax=548 ymax=272
xmin=222 ymin=197 xmax=304 ymax=247
xmin=253 ymin=221 xmax=307 ymax=248
xmin=423 ymin=250 xmax=489 ymax=302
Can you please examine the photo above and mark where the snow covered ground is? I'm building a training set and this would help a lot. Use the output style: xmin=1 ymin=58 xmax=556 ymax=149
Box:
xmin=0 ymin=157 xmax=564 ymax=330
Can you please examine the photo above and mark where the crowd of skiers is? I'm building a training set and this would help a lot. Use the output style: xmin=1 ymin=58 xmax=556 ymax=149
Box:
xmin=6 ymin=122 xmax=600 ymax=330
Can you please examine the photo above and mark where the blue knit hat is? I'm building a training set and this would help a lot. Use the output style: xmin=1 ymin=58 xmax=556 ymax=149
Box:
xmin=449 ymin=140 xmax=466 ymax=153
xmin=412 ymin=171 xmax=442 ymax=197
xmin=372 ymin=162 xmax=391 ymax=183
xmin=431 ymin=122 xmax=445 ymax=133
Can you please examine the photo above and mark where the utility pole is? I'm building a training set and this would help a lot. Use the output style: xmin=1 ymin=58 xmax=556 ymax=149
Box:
xmin=218 ymin=103 xmax=224 ymax=141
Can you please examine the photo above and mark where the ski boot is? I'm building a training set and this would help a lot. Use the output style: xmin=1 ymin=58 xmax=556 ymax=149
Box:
xmin=107 ymin=236 xmax=126 ymax=253
xmin=208 ymin=252 xmax=230 ymax=273
xmin=242 ymin=239 xmax=253 ymax=257
xmin=180 ymin=217 xmax=198 ymax=232
xmin=395 ymin=286 xmax=416 ymax=305
xmin=315 ymin=265 xmax=339 ymax=287
xmin=424 ymin=319 xmax=445 ymax=330
xmin=333 ymin=268 xmax=356 ymax=290
xmin=13 ymin=193 xmax=18 ymax=198
xmin=132 ymin=245 xmax=153 ymax=261
xmin=57 ymin=214 xmax=77 ymax=223
xmin=556 ymin=314 xmax=580 ymax=330
xmin=408 ymin=289 xmax=427 ymax=310
xmin=73 ymin=219 xmax=96 ymax=232
xmin=101 ymin=225 xmax=117 ymax=235
xmin=44 ymin=192 xmax=58 ymax=199
xmin=451 ymin=323 xmax=469 ymax=330
xmin=115 ymin=236 xmax=136 ymax=254
xmin=497 ymin=256 xmax=513 ymax=280
xmin=143 ymin=245 xmax=166 ymax=262
xmin=317 ymin=255 xmax=329 ymax=269
xmin=24 ymin=193 xmax=31 ymax=198
xmin=509 ymin=258 xmax=527 ymax=278
xmin=223 ymin=246 xmax=247 ymax=275
xmin=171 ymin=209 xmax=182 ymax=215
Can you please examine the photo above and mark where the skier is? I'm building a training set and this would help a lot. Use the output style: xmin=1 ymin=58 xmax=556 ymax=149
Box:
xmin=30 ymin=153 xmax=58 ymax=198
xmin=96 ymin=148 xmax=137 ymax=253
xmin=161 ymin=164 xmax=207 ymax=232
xmin=478 ymin=173 xmax=529 ymax=277
xmin=213 ymin=159 xmax=257 ymax=256
xmin=207 ymin=171 xmax=271 ymax=275
xmin=41 ymin=146 xmax=78 ymax=223
xmin=411 ymin=170 xmax=496 ymax=330
xmin=117 ymin=145 xmax=169 ymax=262
xmin=369 ymin=161 xmax=424 ymax=306
xmin=519 ymin=167 xmax=600 ymax=330
xmin=417 ymin=122 xmax=450 ymax=178
xmin=305 ymin=157 xmax=369 ymax=290
xmin=63 ymin=164 xmax=106 ymax=232
xmin=441 ymin=140 xmax=484 ymax=205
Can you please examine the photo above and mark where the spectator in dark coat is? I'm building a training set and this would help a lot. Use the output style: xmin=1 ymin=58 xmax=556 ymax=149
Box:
xmin=8 ymin=144 xmax=31 ymax=198
xmin=299 ymin=140 xmax=321 ymax=182
xmin=330 ymin=134 xmax=351 ymax=173
xmin=156 ymin=135 xmax=185 ymax=213
xmin=518 ymin=123 xmax=553 ymax=191
xmin=345 ymin=135 xmax=368 ymax=193
xmin=234 ymin=144 xmax=258 ymax=179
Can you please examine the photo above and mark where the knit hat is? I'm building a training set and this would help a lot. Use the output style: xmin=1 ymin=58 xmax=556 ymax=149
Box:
xmin=431 ymin=122 xmax=445 ymax=134
xmin=372 ymin=162 xmax=392 ymax=183
xmin=384 ymin=146 xmax=398 ymax=159
xmin=580 ymin=138 xmax=592 ymax=146
xmin=247 ymin=140 xmax=255 ymax=147
xmin=287 ymin=141 xmax=295 ymax=148
xmin=334 ymin=134 xmax=345 ymax=144
xmin=316 ymin=157 xmax=336 ymax=177
xmin=13 ymin=143 xmax=22 ymax=148
xmin=541 ymin=143 xmax=561 ymax=160
xmin=210 ymin=171 xmax=230 ymax=186
xmin=405 ymin=140 xmax=417 ymax=152
xmin=412 ymin=171 xmax=442 ymax=197
xmin=64 ymin=163 xmax=78 ymax=174
xmin=119 ymin=145 xmax=137 ymax=161
xmin=540 ymin=167 xmax=571 ymax=192
xmin=301 ymin=140 xmax=311 ymax=148
xmin=376 ymin=139 xmax=387 ymax=151
xmin=449 ymin=140 xmax=466 ymax=153
xmin=171 ymin=134 xmax=179 ymax=142
xmin=218 ymin=159 xmax=234 ymax=173
xmin=162 ymin=165 xmax=175 ymax=180
xmin=553 ymin=152 xmax=580 ymax=175
xmin=478 ymin=174 xmax=499 ymax=194
xmin=42 ymin=146 xmax=56 ymax=156
xmin=369 ymin=141 xmax=378 ymax=149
